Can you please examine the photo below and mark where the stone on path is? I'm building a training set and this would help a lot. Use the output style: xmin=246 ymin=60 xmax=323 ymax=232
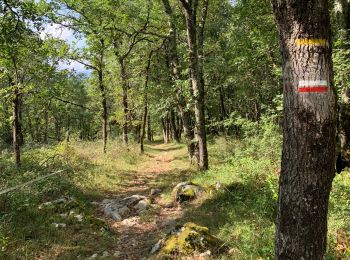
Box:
xmin=150 ymin=188 xmax=162 ymax=196
xmin=150 ymin=222 xmax=228 ymax=257
xmin=172 ymin=182 xmax=205 ymax=203
xmin=101 ymin=195 xmax=150 ymax=221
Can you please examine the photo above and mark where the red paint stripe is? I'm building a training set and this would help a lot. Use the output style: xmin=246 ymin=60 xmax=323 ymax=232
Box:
xmin=298 ymin=86 xmax=328 ymax=93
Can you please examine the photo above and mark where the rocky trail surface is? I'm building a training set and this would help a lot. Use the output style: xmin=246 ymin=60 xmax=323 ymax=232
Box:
xmin=99 ymin=143 xmax=192 ymax=259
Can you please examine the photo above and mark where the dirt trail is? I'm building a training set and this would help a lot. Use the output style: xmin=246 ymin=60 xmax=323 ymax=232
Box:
xmin=108 ymin=143 xmax=192 ymax=259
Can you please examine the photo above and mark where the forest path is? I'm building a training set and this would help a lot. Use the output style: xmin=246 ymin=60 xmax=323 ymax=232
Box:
xmin=108 ymin=143 xmax=193 ymax=259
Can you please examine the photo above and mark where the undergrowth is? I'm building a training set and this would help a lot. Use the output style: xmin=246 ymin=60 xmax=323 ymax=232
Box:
xmin=1 ymin=119 xmax=350 ymax=259
xmin=184 ymin=116 xmax=350 ymax=259
xmin=0 ymin=140 xmax=144 ymax=259
xmin=185 ymin=116 xmax=281 ymax=259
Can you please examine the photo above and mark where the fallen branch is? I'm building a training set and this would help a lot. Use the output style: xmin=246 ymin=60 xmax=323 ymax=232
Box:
xmin=0 ymin=170 xmax=65 ymax=196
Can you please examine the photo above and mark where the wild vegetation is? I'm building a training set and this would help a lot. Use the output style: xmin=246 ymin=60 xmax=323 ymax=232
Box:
xmin=1 ymin=0 xmax=350 ymax=259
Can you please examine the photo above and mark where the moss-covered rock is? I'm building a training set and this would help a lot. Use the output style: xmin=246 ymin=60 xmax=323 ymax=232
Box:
xmin=173 ymin=182 xmax=205 ymax=203
xmin=152 ymin=222 xmax=228 ymax=258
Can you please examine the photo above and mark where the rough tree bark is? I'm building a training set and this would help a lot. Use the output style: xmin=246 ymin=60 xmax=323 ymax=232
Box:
xmin=272 ymin=0 xmax=337 ymax=258
xmin=180 ymin=0 xmax=209 ymax=170
xmin=162 ymin=0 xmax=196 ymax=160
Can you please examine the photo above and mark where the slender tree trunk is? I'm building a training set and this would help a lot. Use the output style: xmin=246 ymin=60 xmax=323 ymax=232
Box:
xmin=141 ymin=50 xmax=153 ymax=153
xmin=180 ymin=0 xmax=209 ymax=170
xmin=141 ymin=104 xmax=148 ymax=153
xmin=177 ymin=114 xmax=182 ymax=139
xmin=147 ymin=114 xmax=152 ymax=142
xmin=119 ymin=59 xmax=129 ymax=145
xmin=65 ymin=120 xmax=70 ymax=143
xmin=43 ymin=108 xmax=49 ymax=144
xmin=28 ymin=112 xmax=35 ymax=142
xmin=219 ymin=86 xmax=227 ymax=133
xmin=170 ymin=110 xmax=180 ymax=142
xmin=54 ymin=117 xmax=61 ymax=142
xmin=167 ymin=114 xmax=172 ymax=143
xmin=219 ymin=86 xmax=226 ymax=121
xmin=162 ymin=0 xmax=196 ymax=159
xmin=161 ymin=117 xmax=168 ymax=144
xmin=272 ymin=0 xmax=337 ymax=258
xmin=18 ymin=98 xmax=24 ymax=146
xmin=254 ymin=99 xmax=261 ymax=122
xmin=135 ymin=124 xmax=141 ymax=143
xmin=98 ymin=70 xmax=108 ymax=153
xmin=12 ymin=87 xmax=21 ymax=167
xmin=35 ymin=116 xmax=40 ymax=143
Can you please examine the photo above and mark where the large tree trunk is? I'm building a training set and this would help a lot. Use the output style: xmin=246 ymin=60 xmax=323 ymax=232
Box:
xmin=119 ymin=59 xmax=129 ymax=145
xmin=162 ymin=0 xmax=196 ymax=160
xmin=12 ymin=87 xmax=21 ymax=167
xmin=272 ymin=0 xmax=337 ymax=258
xmin=180 ymin=0 xmax=209 ymax=170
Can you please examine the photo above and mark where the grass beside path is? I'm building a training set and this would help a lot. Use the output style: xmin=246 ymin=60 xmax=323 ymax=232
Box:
xmin=0 ymin=138 xmax=350 ymax=259
xmin=0 ymin=140 xmax=194 ymax=258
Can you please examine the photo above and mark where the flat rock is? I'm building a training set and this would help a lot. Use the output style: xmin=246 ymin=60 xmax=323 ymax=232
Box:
xmin=101 ymin=199 xmax=113 ymax=204
xmin=150 ymin=188 xmax=162 ymax=196
xmin=101 ymin=251 xmax=110 ymax=258
xmin=134 ymin=199 xmax=150 ymax=213
xmin=121 ymin=195 xmax=147 ymax=206
xmin=102 ymin=195 xmax=151 ymax=221
xmin=121 ymin=217 xmax=140 ymax=227
xmin=118 ymin=206 xmax=130 ymax=217
xmin=111 ymin=211 xmax=122 ymax=221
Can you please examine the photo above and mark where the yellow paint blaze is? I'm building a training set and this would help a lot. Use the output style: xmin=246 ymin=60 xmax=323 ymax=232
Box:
xmin=295 ymin=38 xmax=327 ymax=46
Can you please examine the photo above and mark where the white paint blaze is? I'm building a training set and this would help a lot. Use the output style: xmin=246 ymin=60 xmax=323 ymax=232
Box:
xmin=299 ymin=80 xmax=328 ymax=87
xmin=298 ymin=80 xmax=328 ymax=93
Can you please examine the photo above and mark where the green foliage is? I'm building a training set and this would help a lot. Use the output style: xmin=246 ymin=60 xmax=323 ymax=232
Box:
xmin=1 ymin=0 xmax=349 ymax=258
xmin=185 ymin=116 xmax=281 ymax=258
xmin=333 ymin=38 xmax=350 ymax=95
xmin=0 ymin=140 xmax=145 ymax=258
